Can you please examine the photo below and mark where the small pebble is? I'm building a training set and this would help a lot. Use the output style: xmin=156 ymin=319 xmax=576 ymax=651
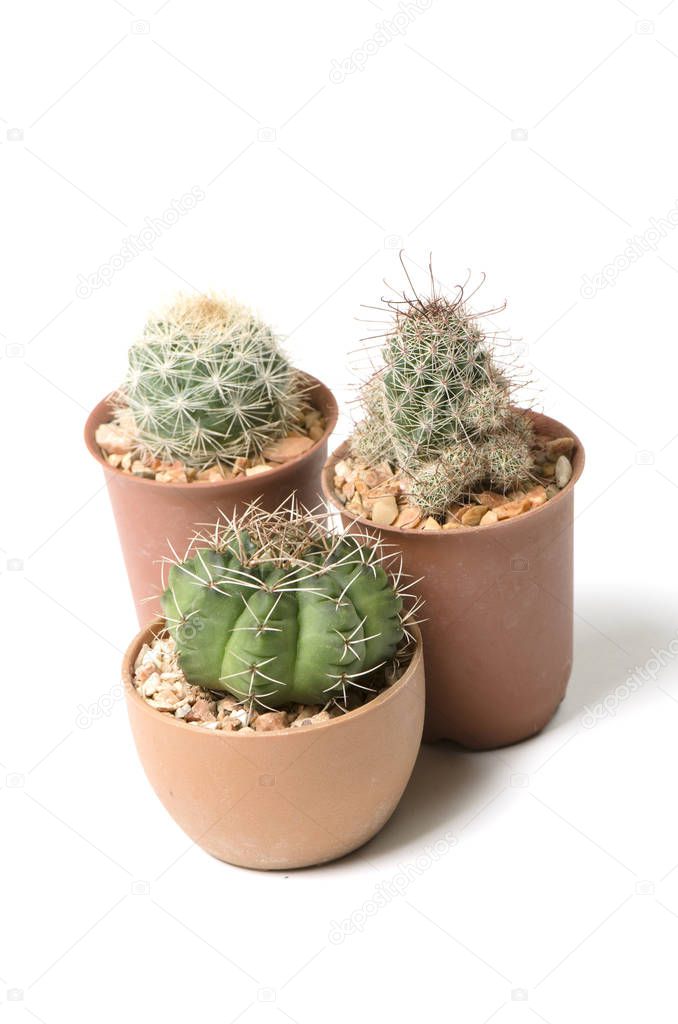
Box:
xmin=263 ymin=435 xmax=314 ymax=462
xmin=254 ymin=711 xmax=289 ymax=732
xmin=461 ymin=506 xmax=488 ymax=527
xmin=394 ymin=506 xmax=423 ymax=529
xmin=555 ymin=455 xmax=573 ymax=489
xmin=546 ymin=436 xmax=575 ymax=461
xmin=371 ymin=495 xmax=399 ymax=526
xmin=186 ymin=697 xmax=216 ymax=723
xmin=420 ymin=516 xmax=442 ymax=531
xmin=495 ymin=497 xmax=531 ymax=520
xmin=525 ymin=485 xmax=548 ymax=508
xmin=473 ymin=491 xmax=506 ymax=509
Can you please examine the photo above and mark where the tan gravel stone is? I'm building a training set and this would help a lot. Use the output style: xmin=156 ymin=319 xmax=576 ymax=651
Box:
xmin=254 ymin=711 xmax=289 ymax=732
xmin=461 ymin=505 xmax=488 ymax=526
xmin=155 ymin=462 xmax=188 ymax=484
xmin=525 ymin=485 xmax=548 ymax=508
xmin=446 ymin=505 xmax=465 ymax=523
xmin=495 ymin=497 xmax=531 ymax=520
xmin=371 ymin=495 xmax=399 ymax=526
xmin=196 ymin=466 xmax=232 ymax=482
xmin=394 ymin=506 xmax=423 ymax=529
xmin=219 ymin=718 xmax=241 ymax=732
xmin=546 ymin=436 xmax=575 ymax=461
xmin=95 ymin=422 xmax=131 ymax=455
xmin=152 ymin=689 xmax=180 ymax=710
xmin=217 ymin=695 xmax=239 ymax=716
xmin=186 ymin=698 xmax=217 ymax=723
xmin=291 ymin=705 xmax=322 ymax=727
xmin=264 ymin=435 xmax=314 ymax=462
xmin=480 ymin=509 xmax=499 ymax=525
xmin=473 ymin=491 xmax=507 ymax=509
xmin=421 ymin=516 xmax=442 ymax=531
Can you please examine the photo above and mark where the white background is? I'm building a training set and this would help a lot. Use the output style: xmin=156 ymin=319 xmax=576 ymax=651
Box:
xmin=2 ymin=1 xmax=678 ymax=1020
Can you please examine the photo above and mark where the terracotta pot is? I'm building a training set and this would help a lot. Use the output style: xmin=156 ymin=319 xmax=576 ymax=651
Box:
xmin=122 ymin=620 xmax=425 ymax=870
xmin=322 ymin=412 xmax=585 ymax=750
xmin=84 ymin=374 xmax=338 ymax=627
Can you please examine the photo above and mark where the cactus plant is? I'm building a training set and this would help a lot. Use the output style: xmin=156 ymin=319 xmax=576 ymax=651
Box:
xmin=352 ymin=262 xmax=534 ymax=515
xmin=161 ymin=503 xmax=416 ymax=708
xmin=116 ymin=294 xmax=305 ymax=469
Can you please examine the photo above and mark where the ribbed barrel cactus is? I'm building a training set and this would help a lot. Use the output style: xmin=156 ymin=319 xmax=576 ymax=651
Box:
xmin=117 ymin=294 xmax=304 ymax=469
xmin=352 ymin=261 xmax=534 ymax=515
xmin=161 ymin=504 xmax=411 ymax=707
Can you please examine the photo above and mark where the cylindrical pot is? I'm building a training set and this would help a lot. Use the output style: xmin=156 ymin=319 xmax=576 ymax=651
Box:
xmin=322 ymin=412 xmax=584 ymax=750
xmin=123 ymin=620 xmax=425 ymax=870
xmin=85 ymin=374 xmax=338 ymax=627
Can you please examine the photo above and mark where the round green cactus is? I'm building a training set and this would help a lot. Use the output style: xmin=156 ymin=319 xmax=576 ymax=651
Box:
xmin=117 ymin=294 xmax=304 ymax=469
xmin=352 ymin=262 xmax=534 ymax=515
xmin=160 ymin=505 xmax=408 ymax=707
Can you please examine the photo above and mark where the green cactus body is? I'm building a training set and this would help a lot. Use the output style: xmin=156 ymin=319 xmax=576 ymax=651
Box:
xmin=118 ymin=295 xmax=304 ymax=469
xmin=161 ymin=526 xmax=404 ymax=707
xmin=352 ymin=271 xmax=534 ymax=515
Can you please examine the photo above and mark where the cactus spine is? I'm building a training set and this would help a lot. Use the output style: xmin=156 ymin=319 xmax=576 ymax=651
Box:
xmin=352 ymin=261 xmax=534 ymax=515
xmin=161 ymin=503 xmax=415 ymax=708
xmin=117 ymin=294 xmax=304 ymax=469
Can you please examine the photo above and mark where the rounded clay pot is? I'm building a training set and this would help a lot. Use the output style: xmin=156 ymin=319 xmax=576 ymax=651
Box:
xmin=123 ymin=620 xmax=425 ymax=870
xmin=322 ymin=412 xmax=584 ymax=750
xmin=85 ymin=374 xmax=338 ymax=628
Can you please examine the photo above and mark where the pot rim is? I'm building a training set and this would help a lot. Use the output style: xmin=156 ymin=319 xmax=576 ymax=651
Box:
xmin=84 ymin=371 xmax=339 ymax=492
xmin=321 ymin=409 xmax=585 ymax=538
xmin=123 ymin=619 xmax=424 ymax=739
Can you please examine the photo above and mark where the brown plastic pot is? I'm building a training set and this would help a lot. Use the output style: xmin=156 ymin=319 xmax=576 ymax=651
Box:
xmin=122 ymin=620 xmax=425 ymax=870
xmin=322 ymin=412 xmax=585 ymax=750
xmin=84 ymin=374 xmax=338 ymax=628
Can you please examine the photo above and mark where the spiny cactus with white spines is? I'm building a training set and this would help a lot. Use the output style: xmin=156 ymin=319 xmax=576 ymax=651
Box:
xmin=116 ymin=294 xmax=305 ymax=470
xmin=160 ymin=502 xmax=420 ymax=710
xmin=352 ymin=260 xmax=534 ymax=515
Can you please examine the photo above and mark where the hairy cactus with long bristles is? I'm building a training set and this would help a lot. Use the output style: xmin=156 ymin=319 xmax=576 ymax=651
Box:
xmin=160 ymin=502 xmax=417 ymax=709
xmin=116 ymin=294 xmax=305 ymax=469
xmin=352 ymin=261 xmax=534 ymax=515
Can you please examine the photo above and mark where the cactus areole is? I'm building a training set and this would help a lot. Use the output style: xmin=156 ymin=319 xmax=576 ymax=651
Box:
xmin=161 ymin=507 xmax=407 ymax=707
